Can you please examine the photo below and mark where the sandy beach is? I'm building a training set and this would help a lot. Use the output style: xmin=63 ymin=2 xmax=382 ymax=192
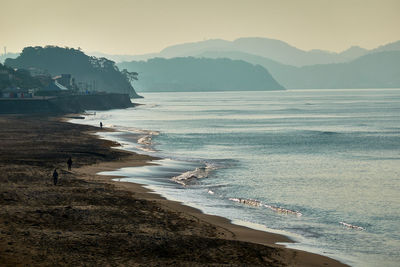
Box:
xmin=0 ymin=115 xmax=348 ymax=266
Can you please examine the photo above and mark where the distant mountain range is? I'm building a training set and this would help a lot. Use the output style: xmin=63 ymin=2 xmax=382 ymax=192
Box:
xmin=109 ymin=37 xmax=400 ymax=90
xmin=89 ymin=37 xmax=400 ymax=66
xmin=154 ymin=38 xmax=367 ymax=67
xmin=88 ymin=52 xmax=140 ymax=64
xmin=195 ymin=50 xmax=400 ymax=89
xmin=117 ymin=57 xmax=284 ymax=92
xmin=4 ymin=37 xmax=399 ymax=91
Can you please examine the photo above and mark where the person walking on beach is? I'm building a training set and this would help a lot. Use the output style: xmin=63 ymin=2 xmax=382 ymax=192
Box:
xmin=53 ymin=169 xmax=59 ymax=185
xmin=67 ymin=157 xmax=72 ymax=171
xmin=100 ymin=122 xmax=103 ymax=129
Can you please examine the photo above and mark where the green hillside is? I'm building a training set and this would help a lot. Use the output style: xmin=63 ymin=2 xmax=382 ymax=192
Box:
xmin=197 ymin=51 xmax=400 ymax=89
xmin=117 ymin=57 xmax=284 ymax=92
xmin=0 ymin=63 xmax=50 ymax=91
xmin=5 ymin=46 xmax=140 ymax=97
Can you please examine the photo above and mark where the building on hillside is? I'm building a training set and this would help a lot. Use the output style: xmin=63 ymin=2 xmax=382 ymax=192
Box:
xmin=59 ymin=74 xmax=72 ymax=88
xmin=52 ymin=74 xmax=72 ymax=89
xmin=46 ymin=80 xmax=68 ymax=91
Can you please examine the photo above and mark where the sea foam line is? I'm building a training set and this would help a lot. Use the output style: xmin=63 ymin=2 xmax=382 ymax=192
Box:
xmin=229 ymin=197 xmax=302 ymax=216
xmin=339 ymin=221 xmax=365 ymax=230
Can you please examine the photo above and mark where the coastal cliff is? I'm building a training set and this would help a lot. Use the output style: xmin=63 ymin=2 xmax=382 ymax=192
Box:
xmin=0 ymin=93 xmax=134 ymax=114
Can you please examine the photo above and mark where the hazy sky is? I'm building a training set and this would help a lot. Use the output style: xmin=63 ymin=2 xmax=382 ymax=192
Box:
xmin=1 ymin=0 xmax=399 ymax=54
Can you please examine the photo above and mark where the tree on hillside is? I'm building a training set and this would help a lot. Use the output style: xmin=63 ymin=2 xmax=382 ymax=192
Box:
xmin=5 ymin=46 xmax=141 ymax=97
xmin=0 ymin=63 xmax=49 ymax=91
xmin=121 ymin=69 xmax=138 ymax=83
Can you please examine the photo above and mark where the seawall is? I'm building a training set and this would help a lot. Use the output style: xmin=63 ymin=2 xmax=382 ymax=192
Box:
xmin=0 ymin=93 xmax=134 ymax=114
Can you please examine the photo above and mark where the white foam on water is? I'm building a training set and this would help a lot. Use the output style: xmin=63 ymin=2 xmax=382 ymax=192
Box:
xmin=339 ymin=222 xmax=365 ymax=231
xmin=228 ymin=197 xmax=302 ymax=216
xmin=264 ymin=204 xmax=303 ymax=217
xmin=229 ymin=197 xmax=263 ymax=207
xmin=69 ymin=90 xmax=400 ymax=267
xmin=171 ymin=163 xmax=218 ymax=186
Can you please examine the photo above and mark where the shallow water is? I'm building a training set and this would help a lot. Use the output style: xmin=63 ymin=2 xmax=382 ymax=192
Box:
xmin=72 ymin=89 xmax=400 ymax=266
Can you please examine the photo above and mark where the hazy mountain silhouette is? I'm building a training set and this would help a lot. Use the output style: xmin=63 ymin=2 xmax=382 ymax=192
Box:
xmin=198 ymin=50 xmax=400 ymax=89
xmin=229 ymin=38 xmax=360 ymax=66
xmin=11 ymin=38 xmax=395 ymax=92
xmin=86 ymin=37 xmax=399 ymax=69
xmin=87 ymin=40 xmax=232 ymax=63
xmin=158 ymin=39 xmax=232 ymax=58
xmin=87 ymin=51 xmax=150 ymax=64
xmin=296 ymin=51 xmax=400 ymax=89
xmin=371 ymin=40 xmax=400 ymax=53
xmin=117 ymin=57 xmax=284 ymax=92
xmin=195 ymin=51 xmax=296 ymax=88
xmin=337 ymin=46 xmax=369 ymax=61
xmin=123 ymin=37 xmax=380 ymax=66
xmin=5 ymin=46 xmax=140 ymax=97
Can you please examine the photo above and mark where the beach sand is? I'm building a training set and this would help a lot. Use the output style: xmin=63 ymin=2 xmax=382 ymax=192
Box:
xmin=0 ymin=115 xmax=347 ymax=266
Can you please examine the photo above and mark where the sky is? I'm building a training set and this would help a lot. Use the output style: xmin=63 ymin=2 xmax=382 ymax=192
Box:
xmin=1 ymin=0 xmax=399 ymax=55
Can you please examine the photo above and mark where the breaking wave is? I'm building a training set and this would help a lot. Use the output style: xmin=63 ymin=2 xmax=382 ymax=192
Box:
xmin=171 ymin=163 xmax=218 ymax=186
xmin=229 ymin=197 xmax=302 ymax=216
xmin=263 ymin=204 xmax=303 ymax=216
xmin=339 ymin=221 xmax=365 ymax=230
xmin=229 ymin=198 xmax=263 ymax=207
xmin=119 ymin=127 xmax=160 ymax=152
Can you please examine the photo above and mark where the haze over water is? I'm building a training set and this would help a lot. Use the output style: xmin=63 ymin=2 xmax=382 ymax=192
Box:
xmin=74 ymin=89 xmax=400 ymax=266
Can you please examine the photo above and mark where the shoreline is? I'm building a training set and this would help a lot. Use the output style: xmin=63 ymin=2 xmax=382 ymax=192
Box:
xmin=0 ymin=114 xmax=348 ymax=266
xmin=77 ymin=156 xmax=348 ymax=267
xmin=72 ymin=115 xmax=349 ymax=267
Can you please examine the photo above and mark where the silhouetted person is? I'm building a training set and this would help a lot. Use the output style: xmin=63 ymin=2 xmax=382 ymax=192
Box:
xmin=100 ymin=122 xmax=103 ymax=129
xmin=53 ymin=169 xmax=58 ymax=185
xmin=67 ymin=157 xmax=72 ymax=171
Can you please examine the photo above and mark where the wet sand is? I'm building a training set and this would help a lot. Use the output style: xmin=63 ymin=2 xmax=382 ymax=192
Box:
xmin=0 ymin=115 xmax=347 ymax=266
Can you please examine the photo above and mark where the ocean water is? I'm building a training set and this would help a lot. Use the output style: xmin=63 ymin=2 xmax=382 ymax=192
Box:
xmin=71 ymin=89 xmax=400 ymax=266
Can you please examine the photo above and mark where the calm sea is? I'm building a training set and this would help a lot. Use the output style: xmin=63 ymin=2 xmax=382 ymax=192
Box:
xmin=72 ymin=89 xmax=400 ymax=266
